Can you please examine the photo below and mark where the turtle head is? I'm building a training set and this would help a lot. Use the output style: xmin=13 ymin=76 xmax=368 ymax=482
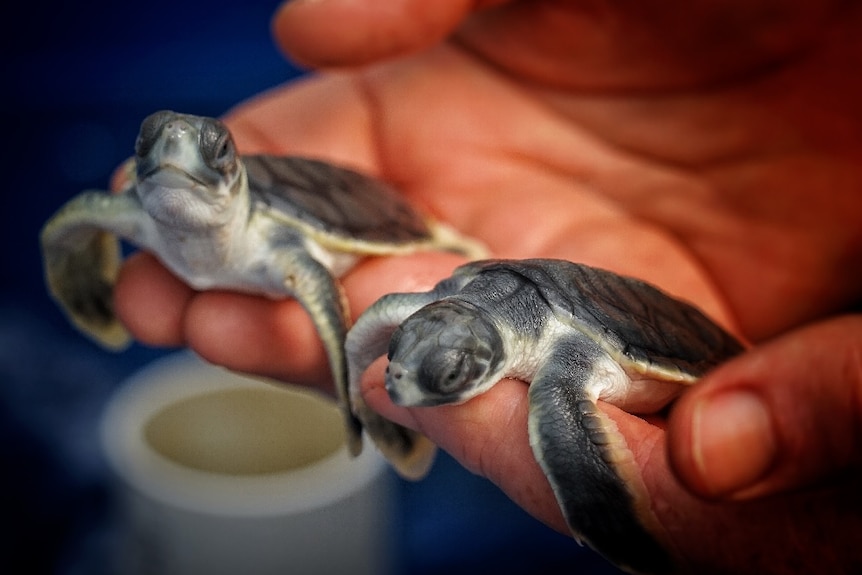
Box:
xmin=385 ymin=300 xmax=505 ymax=407
xmin=133 ymin=111 xmax=245 ymax=230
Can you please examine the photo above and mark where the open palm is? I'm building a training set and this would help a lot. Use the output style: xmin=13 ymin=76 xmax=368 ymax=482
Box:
xmin=115 ymin=1 xmax=862 ymax=572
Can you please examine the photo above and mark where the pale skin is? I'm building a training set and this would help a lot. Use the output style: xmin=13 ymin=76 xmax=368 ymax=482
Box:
xmin=114 ymin=1 xmax=862 ymax=573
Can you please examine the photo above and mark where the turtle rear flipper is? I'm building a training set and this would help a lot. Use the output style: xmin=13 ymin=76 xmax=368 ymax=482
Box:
xmin=40 ymin=190 xmax=143 ymax=349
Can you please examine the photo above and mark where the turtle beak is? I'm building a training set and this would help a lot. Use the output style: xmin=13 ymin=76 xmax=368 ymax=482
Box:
xmin=385 ymin=361 xmax=407 ymax=404
xmin=385 ymin=361 xmax=446 ymax=407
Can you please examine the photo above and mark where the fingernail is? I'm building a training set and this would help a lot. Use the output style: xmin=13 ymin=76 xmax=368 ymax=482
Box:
xmin=690 ymin=390 xmax=777 ymax=497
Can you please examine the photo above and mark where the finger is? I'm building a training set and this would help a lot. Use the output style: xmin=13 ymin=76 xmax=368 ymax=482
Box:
xmin=361 ymin=364 xmax=674 ymax=539
xmin=667 ymin=315 xmax=862 ymax=500
xmin=114 ymin=252 xmax=333 ymax=388
xmin=362 ymin=348 xmax=862 ymax=574
xmin=359 ymin=361 xmax=569 ymax=533
xmin=272 ymin=0 xmax=506 ymax=67
xmin=115 ymin=251 xmax=467 ymax=392
xmin=183 ymin=252 xmax=467 ymax=389
xmin=183 ymin=290 xmax=332 ymax=390
xmin=114 ymin=252 xmax=192 ymax=348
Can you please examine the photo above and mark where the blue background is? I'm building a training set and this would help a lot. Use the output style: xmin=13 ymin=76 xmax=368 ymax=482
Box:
xmin=4 ymin=2 xmax=626 ymax=573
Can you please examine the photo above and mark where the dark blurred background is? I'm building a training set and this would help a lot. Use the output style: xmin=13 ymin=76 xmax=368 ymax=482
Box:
xmin=3 ymin=2 xmax=625 ymax=573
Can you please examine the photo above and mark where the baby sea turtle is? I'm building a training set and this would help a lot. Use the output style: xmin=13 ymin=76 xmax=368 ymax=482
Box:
xmin=40 ymin=110 xmax=485 ymax=455
xmin=346 ymin=258 xmax=744 ymax=574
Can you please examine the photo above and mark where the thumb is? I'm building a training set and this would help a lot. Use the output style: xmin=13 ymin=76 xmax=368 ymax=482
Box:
xmin=272 ymin=0 xmax=506 ymax=67
xmin=667 ymin=314 xmax=862 ymax=500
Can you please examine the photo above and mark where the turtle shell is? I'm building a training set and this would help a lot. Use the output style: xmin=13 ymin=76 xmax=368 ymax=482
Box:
xmin=245 ymin=155 xmax=433 ymax=244
xmin=459 ymin=259 xmax=744 ymax=379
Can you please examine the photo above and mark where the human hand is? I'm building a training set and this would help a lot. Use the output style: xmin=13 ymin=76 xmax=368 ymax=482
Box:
xmin=115 ymin=0 xmax=862 ymax=572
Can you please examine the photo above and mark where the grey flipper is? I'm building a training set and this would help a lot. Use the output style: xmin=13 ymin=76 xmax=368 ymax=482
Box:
xmin=346 ymin=291 xmax=441 ymax=480
xmin=274 ymin=244 xmax=365 ymax=455
xmin=528 ymin=334 xmax=671 ymax=575
xmin=345 ymin=276 xmax=470 ymax=479
xmin=40 ymin=191 xmax=144 ymax=349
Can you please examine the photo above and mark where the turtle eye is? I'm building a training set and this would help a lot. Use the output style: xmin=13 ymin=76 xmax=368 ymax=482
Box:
xmin=135 ymin=110 xmax=174 ymax=157
xmin=200 ymin=118 xmax=236 ymax=171
xmin=442 ymin=353 xmax=471 ymax=391
xmin=420 ymin=348 xmax=476 ymax=395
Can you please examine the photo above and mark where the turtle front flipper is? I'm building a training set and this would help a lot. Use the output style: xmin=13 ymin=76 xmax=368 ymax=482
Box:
xmin=346 ymin=290 xmax=445 ymax=480
xmin=528 ymin=334 xmax=671 ymax=575
xmin=40 ymin=191 xmax=144 ymax=349
xmin=274 ymin=246 xmax=366 ymax=455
